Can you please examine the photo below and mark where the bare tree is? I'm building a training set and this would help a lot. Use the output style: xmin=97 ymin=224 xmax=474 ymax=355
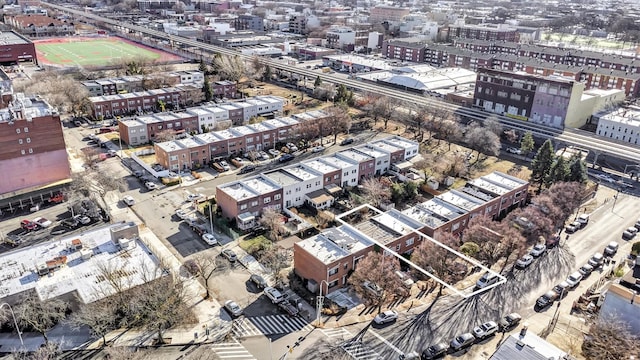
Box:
xmin=14 ymin=293 xmax=68 ymax=343
xmin=349 ymin=251 xmax=405 ymax=309
xmin=184 ymin=254 xmax=219 ymax=299
xmin=545 ymin=181 xmax=586 ymax=220
xmin=483 ymin=115 xmax=503 ymax=136
xmin=67 ymin=299 xmax=118 ymax=347
xmin=411 ymin=232 xmax=467 ymax=296
xmin=212 ymin=54 xmax=245 ymax=83
xmin=582 ymin=315 xmax=640 ymax=360
xmin=6 ymin=341 xmax=62 ymax=360
xmin=155 ymin=129 xmax=178 ymax=142
xmin=322 ymin=105 xmax=352 ymax=143
xmin=260 ymin=247 xmax=290 ymax=286
xmin=438 ymin=119 xmax=462 ymax=151
xmin=461 ymin=214 xmax=504 ymax=266
xmin=360 ymin=177 xmax=392 ymax=208
xmin=259 ymin=208 xmax=285 ymax=241
xmin=464 ymin=123 xmax=501 ymax=160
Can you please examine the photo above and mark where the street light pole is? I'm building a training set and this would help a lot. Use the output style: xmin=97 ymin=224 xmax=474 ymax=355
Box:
xmin=0 ymin=303 xmax=24 ymax=348
xmin=315 ymin=279 xmax=329 ymax=327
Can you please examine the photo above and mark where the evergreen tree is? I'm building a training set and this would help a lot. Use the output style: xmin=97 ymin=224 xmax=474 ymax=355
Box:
xmin=547 ymin=155 xmax=569 ymax=187
xmin=530 ymin=139 xmax=556 ymax=191
xmin=198 ymin=59 xmax=208 ymax=74
xmin=314 ymin=76 xmax=322 ymax=88
xmin=520 ymin=132 xmax=535 ymax=155
xmin=567 ymin=153 xmax=588 ymax=183
xmin=335 ymin=84 xmax=353 ymax=104
xmin=262 ymin=65 xmax=272 ymax=82
xmin=203 ymin=77 xmax=213 ymax=102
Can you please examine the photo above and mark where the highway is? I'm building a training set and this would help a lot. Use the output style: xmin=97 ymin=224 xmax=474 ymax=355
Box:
xmin=44 ymin=2 xmax=640 ymax=163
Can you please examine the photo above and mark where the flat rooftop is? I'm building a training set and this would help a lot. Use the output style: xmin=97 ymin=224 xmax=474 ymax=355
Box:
xmin=468 ymin=178 xmax=511 ymax=196
xmin=218 ymin=181 xmax=260 ymax=200
xmin=0 ymin=31 xmax=30 ymax=45
xmin=337 ymin=149 xmax=372 ymax=163
xmin=284 ymin=165 xmax=319 ymax=181
xmin=481 ymin=171 xmax=528 ymax=190
xmin=319 ymin=156 xmax=355 ymax=170
xmin=302 ymin=160 xmax=339 ymax=175
xmin=383 ymin=136 xmax=418 ymax=150
xmin=263 ymin=169 xmax=301 ymax=187
xmin=0 ymin=224 xmax=161 ymax=304
xmin=241 ymin=176 xmax=279 ymax=195
xmin=354 ymin=146 xmax=387 ymax=159
xmin=370 ymin=140 xmax=403 ymax=153
xmin=296 ymin=231 xmax=350 ymax=265
xmin=437 ymin=189 xmax=485 ymax=212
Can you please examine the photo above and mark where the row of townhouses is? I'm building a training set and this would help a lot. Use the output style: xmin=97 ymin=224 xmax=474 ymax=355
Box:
xmin=89 ymin=86 xmax=196 ymax=119
xmin=81 ymin=71 xmax=207 ymax=96
xmin=119 ymin=95 xmax=285 ymax=145
xmin=294 ymin=171 xmax=529 ymax=294
xmin=215 ymin=136 xmax=420 ymax=229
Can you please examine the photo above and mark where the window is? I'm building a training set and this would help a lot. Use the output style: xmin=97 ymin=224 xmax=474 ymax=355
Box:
xmin=264 ymin=197 xmax=271 ymax=204
xmin=240 ymin=204 xmax=248 ymax=210
xmin=395 ymin=244 xmax=401 ymax=251
xmin=26 ymin=137 xmax=30 ymax=143
xmin=334 ymin=174 xmax=339 ymax=179
xmin=406 ymin=238 xmax=414 ymax=247
xmin=18 ymin=139 xmax=23 ymax=144
xmin=328 ymin=266 xmax=339 ymax=276
xmin=274 ymin=194 xmax=281 ymax=200
xmin=251 ymin=201 xmax=258 ymax=207
xmin=24 ymin=127 xmax=28 ymax=133
xmin=21 ymin=149 xmax=25 ymax=155
xmin=15 ymin=128 xmax=20 ymax=134
xmin=328 ymin=279 xmax=338 ymax=288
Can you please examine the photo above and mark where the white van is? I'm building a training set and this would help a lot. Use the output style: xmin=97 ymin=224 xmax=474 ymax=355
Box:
xmin=476 ymin=272 xmax=500 ymax=289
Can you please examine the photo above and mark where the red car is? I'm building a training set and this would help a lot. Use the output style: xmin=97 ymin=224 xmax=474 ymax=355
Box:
xmin=21 ymin=220 xmax=38 ymax=231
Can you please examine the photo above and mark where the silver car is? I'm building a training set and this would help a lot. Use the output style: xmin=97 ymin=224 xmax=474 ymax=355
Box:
xmin=224 ymin=300 xmax=243 ymax=317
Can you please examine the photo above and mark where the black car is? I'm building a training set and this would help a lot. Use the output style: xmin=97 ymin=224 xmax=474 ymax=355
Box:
xmin=249 ymin=274 xmax=268 ymax=289
xmin=340 ymin=138 xmax=354 ymax=146
xmin=248 ymin=226 xmax=267 ymax=237
xmin=61 ymin=218 xmax=80 ymax=229
xmin=279 ymin=154 xmax=295 ymax=163
xmin=421 ymin=342 xmax=449 ymax=359
xmin=239 ymin=165 xmax=256 ymax=174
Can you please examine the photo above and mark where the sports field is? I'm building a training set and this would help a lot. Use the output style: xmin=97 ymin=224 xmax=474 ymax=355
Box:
xmin=34 ymin=37 xmax=182 ymax=67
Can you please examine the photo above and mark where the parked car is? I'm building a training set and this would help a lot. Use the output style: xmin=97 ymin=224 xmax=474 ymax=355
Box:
xmin=20 ymin=219 xmax=38 ymax=231
xmin=240 ymin=165 xmax=257 ymax=174
xmin=622 ymin=227 xmax=638 ymax=240
xmin=268 ymin=149 xmax=281 ymax=157
xmin=565 ymin=221 xmax=581 ymax=234
xmin=202 ymin=233 xmax=218 ymax=246
xmin=553 ymin=281 xmax=570 ymax=299
xmin=594 ymin=173 xmax=615 ymax=183
xmin=373 ymin=310 xmax=398 ymax=325
xmin=635 ymin=218 xmax=640 ymax=230
xmin=62 ymin=217 xmax=80 ymax=229
xmin=264 ymin=286 xmax=284 ymax=303
xmin=475 ymin=272 xmax=500 ymax=289
xmin=340 ymin=138 xmax=354 ymax=146
xmin=588 ymin=253 xmax=604 ymax=268
xmin=211 ymin=162 xmax=225 ymax=172
xmin=145 ymin=182 xmax=158 ymax=190
xmin=279 ymin=154 xmax=295 ymax=163
xmin=578 ymin=263 xmax=595 ymax=276
xmin=312 ymin=145 xmax=325 ymax=153
xmin=473 ymin=321 xmax=498 ymax=339
xmin=515 ymin=254 xmax=534 ymax=269
xmin=175 ymin=209 xmax=188 ymax=220
xmin=224 ymin=300 xmax=243 ymax=317
xmin=565 ymin=271 xmax=583 ymax=289
xmin=498 ymin=312 xmax=522 ymax=331
xmin=286 ymin=143 xmax=298 ymax=152
xmin=530 ymin=244 xmax=547 ymax=257
xmin=231 ymin=157 xmax=245 ymax=167
xmin=219 ymin=160 xmax=231 ymax=171
xmin=505 ymin=147 xmax=522 ymax=154
xmin=33 ymin=217 xmax=52 ymax=228
xmin=258 ymin=151 xmax=270 ymax=161
xmin=450 ymin=333 xmax=476 ymax=351
xmin=363 ymin=281 xmax=383 ymax=297
xmin=421 ymin=342 xmax=449 ymax=359
xmin=576 ymin=214 xmax=590 ymax=227
xmin=249 ymin=274 xmax=268 ymax=289
xmin=536 ymin=290 xmax=559 ymax=308
xmin=604 ymin=241 xmax=620 ymax=256
xmin=73 ymin=215 xmax=91 ymax=225
xmin=122 ymin=195 xmax=135 ymax=206
xmin=278 ymin=299 xmax=300 ymax=316
xmin=222 ymin=249 xmax=237 ymax=263
xmin=186 ymin=193 xmax=204 ymax=202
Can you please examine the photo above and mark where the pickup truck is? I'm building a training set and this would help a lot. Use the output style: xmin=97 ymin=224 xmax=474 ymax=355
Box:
xmin=278 ymin=300 xmax=299 ymax=317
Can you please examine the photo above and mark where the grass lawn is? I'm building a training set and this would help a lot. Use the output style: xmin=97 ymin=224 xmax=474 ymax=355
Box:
xmin=240 ymin=235 xmax=272 ymax=254
xmin=36 ymin=38 xmax=161 ymax=67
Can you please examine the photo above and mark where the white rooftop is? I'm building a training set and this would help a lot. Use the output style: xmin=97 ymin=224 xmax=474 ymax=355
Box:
xmin=337 ymin=150 xmax=372 ymax=163
xmin=219 ymin=181 xmax=260 ymax=200
xmin=355 ymin=145 xmax=387 ymax=158
xmin=241 ymin=176 xmax=279 ymax=195
xmin=437 ymin=190 xmax=485 ymax=212
xmin=481 ymin=171 xmax=528 ymax=190
xmin=263 ymin=170 xmax=301 ymax=187
xmin=0 ymin=224 xmax=161 ymax=304
xmin=370 ymin=140 xmax=403 ymax=153
xmin=302 ymin=160 xmax=339 ymax=175
xmin=319 ymin=156 xmax=355 ymax=170
xmin=284 ymin=165 xmax=319 ymax=181
xmin=468 ymin=178 xmax=510 ymax=196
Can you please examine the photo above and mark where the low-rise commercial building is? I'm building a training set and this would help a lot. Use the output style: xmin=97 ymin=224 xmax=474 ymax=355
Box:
xmin=0 ymin=31 xmax=37 ymax=64
xmin=595 ymin=106 xmax=640 ymax=145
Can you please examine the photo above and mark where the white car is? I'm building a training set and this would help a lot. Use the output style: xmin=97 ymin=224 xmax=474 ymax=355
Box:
xmin=73 ymin=215 xmax=91 ymax=225
xmin=186 ymin=193 xmax=204 ymax=202
xmin=312 ymin=145 xmax=325 ymax=153
xmin=33 ymin=217 xmax=52 ymax=228
xmin=268 ymin=149 xmax=281 ymax=157
xmin=530 ymin=244 xmax=546 ymax=257
xmin=122 ymin=195 xmax=135 ymax=206
xmin=219 ymin=161 xmax=230 ymax=171
xmin=472 ymin=321 xmax=498 ymax=339
xmin=565 ymin=271 xmax=583 ymax=288
xmin=373 ymin=310 xmax=398 ymax=325
xmin=264 ymin=286 xmax=284 ymax=303
xmin=595 ymin=173 xmax=615 ymax=183
xmin=505 ymin=147 xmax=522 ymax=155
xmin=202 ymin=233 xmax=218 ymax=246
xmin=145 ymin=182 xmax=158 ymax=190
xmin=515 ymin=254 xmax=534 ymax=269
xmin=258 ymin=151 xmax=270 ymax=161
xmin=224 ymin=300 xmax=243 ymax=317
xmin=286 ymin=143 xmax=298 ymax=152
xmin=175 ymin=209 xmax=189 ymax=220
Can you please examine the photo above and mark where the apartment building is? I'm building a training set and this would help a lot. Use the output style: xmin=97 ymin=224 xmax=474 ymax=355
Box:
xmin=234 ymin=14 xmax=264 ymax=31
xmin=294 ymin=209 xmax=424 ymax=294
xmin=446 ymin=23 xmax=518 ymax=42
xmin=595 ymin=107 xmax=640 ymax=145
xmin=81 ymin=72 xmax=211 ymax=97
xmin=0 ymin=94 xmax=70 ymax=204
xmin=153 ymin=111 xmax=316 ymax=169
xmin=216 ymin=175 xmax=283 ymax=230
xmin=5 ymin=14 xmax=74 ymax=37
xmin=382 ymin=38 xmax=429 ymax=62
xmin=88 ymin=86 xmax=197 ymax=119
xmin=369 ymin=5 xmax=410 ymax=24
xmin=215 ymin=136 xmax=420 ymax=225
xmin=0 ymin=31 xmax=37 ymax=64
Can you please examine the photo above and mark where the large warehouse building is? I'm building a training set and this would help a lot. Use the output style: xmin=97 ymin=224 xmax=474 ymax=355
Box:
xmin=0 ymin=31 xmax=38 ymax=64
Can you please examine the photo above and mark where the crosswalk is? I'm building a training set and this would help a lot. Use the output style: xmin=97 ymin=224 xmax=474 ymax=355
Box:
xmin=210 ymin=341 xmax=256 ymax=360
xmin=232 ymin=315 xmax=314 ymax=337
xmin=321 ymin=327 xmax=353 ymax=340
xmin=342 ymin=340 xmax=381 ymax=360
